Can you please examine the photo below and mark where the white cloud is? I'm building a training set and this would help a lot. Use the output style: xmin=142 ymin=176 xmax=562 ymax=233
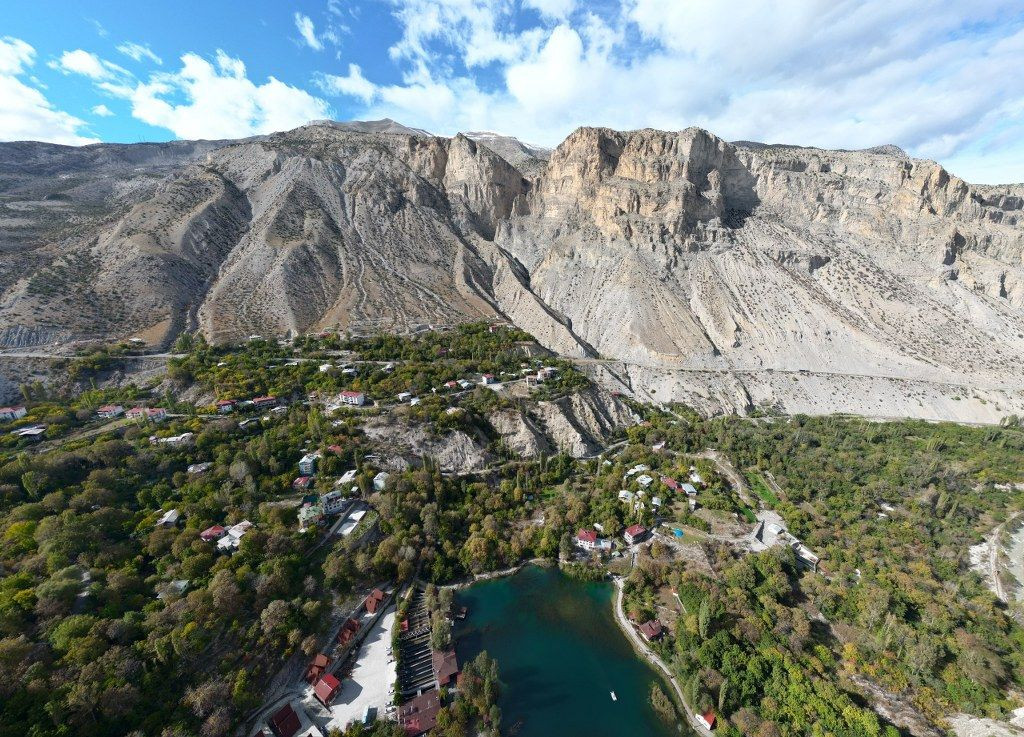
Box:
xmin=317 ymin=0 xmax=1024 ymax=183
xmin=0 ymin=37 xmax=97 ymax=145
xmin=318 ymin=63 xmax=376 ymax=102
xmin=91 ymin=104 xmax=113 ymax=116
xmin=295 ymin=13 xmax=324 ymax=51
xmin=523 ymin=0 xmax=576 ymax=20
xmin=117 ymin=41 xmax=162 ymax=65
xmin=102 ymin=49 xmax=330 ymax=139
xmin=49 ymin=49 xmax=128 ymax=80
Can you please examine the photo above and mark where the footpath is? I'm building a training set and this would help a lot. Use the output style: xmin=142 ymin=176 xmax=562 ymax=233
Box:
xmin=612 ymin=577 xmax=712 ymax=736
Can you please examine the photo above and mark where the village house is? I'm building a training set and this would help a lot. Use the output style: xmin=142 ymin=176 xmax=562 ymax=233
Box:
xmin=298 ymin=451 xmax=321 ymax=476
xmin=575 ymin=528 xmax=599 ymax=550
xmin=624 ymin=524 xmax=648 ymax=545
xmin=697 ymin=710 xmax=717 ymax=730
xmin=156 ymin=509 xmax=180 ymax=527
xmin=373 ymin=471 xmax=390 ymax=491
xmin=624 ymin=464 xmax=649 ymax=479
xmin=305 ymin=653 xmax=331 ymax=683
xmin=320 ymin=489 xmax=346 ymax=515
xmin=399 ymin=690 xmax=441 ymax=736
xmin=216 ymin=520 xmax=253 ymax=553
xmin=200 ymin=525 xmax=226 ymax=542
xmin=340 ymin=390 xmax=365 ymax=406
xmin=313 ymin=673 xmax=342 ymax=706
xmin=318 ymin=363 xmax=333 ymax=373
xmin=432 ymin=648 xmax=459 ymax=688
xmin=126 ymin=406 xmax=167 ymax=422
xmin=480 ymin=373 xmax=497 ymax=385
xmin=636 ymin=474 xmax=654 ymax=488
xmin=337 ymin=617 xmax=361 ymax=645
xmin=156 ymin=579 xmax=189 ymax=601
xmin=187 ymin=462 xmax=213 ymax=475
xmin=444 ymin=380 xmax=458 ymax=390
xmin=267 ymin=703 xmax=301 ymax=737
xmin=96 ymin=404 xmax=124 ymax=419
xmin=0 ymin=406 xmax=27 ymax=421
xmin=251 ymin=395 xmax=277 ymax=409
xmin=216 ymin=399 xmax=236 ymax=413
xmin=660 ymin=475 xmax=682 ymax=492
xmin=618 ymin=489 xmax=636 ymax=504
xmin=298 ymin=503 xmax=323 ymax=531
xmin=293 ymin=476 xmax=314 ymax=490
xmin=338 ymin=469 xmax=358 ymax=485
xmin=364 ymin=588 xmax=385 ymax=613
xmin=639 ymin=619 xmax=663 ymax=641
xmin=396 ymin=391 xmax=412 ymax=402
xmin=457 ymin=379 xmax=473 ymax=389
xmin=151 ymin=432 xmax=194 ymax=447
xmin=11 ymin=426 xmax=46 ymax=441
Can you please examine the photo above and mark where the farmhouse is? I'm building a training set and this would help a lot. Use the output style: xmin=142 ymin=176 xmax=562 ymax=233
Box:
xmin=0 ymin=406 xmax=27 ymax=421
xmin=96 ymin=405 xmax=124 ymax=419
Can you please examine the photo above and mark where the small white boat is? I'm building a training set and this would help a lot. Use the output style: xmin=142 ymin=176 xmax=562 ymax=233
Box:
xmin=610 ymin=691 xmax=617 ymax=701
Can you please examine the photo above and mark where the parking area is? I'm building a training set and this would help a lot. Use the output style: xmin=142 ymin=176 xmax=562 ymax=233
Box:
xmin=317 ymin=608 xmax=397 ymax=731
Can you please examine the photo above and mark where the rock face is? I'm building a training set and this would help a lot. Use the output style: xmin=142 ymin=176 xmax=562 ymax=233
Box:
xmin=2 ymin=121 xmax=1023 ymax=421
xmin=489 ymin=387 xmax=637 ymax=458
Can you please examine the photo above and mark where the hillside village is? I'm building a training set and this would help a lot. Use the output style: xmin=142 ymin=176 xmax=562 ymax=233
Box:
xmin=0 ymin=322 xmax=1022 ymax=737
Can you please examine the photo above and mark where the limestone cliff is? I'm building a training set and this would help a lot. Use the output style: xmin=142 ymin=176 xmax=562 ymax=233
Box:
xmin=1 ymin=121 xmax=1022 ymax=421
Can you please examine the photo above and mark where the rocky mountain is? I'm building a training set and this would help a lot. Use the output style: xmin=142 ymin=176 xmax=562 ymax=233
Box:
xmin=1 ymin=120 xmax=1022 ymax=421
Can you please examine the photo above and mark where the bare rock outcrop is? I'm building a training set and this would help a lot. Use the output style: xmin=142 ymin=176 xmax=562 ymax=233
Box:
xmin=2 ymin=120 xmax=1023 ymax=422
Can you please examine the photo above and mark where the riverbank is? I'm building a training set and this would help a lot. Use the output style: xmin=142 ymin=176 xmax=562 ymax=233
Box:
xmin=612 ymin=577 xmax=711 ymax=736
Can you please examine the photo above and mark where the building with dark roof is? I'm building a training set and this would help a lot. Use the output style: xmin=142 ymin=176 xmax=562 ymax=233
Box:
xmin=398 ymin=690 xmax=441 ymax=736
xmin=268 ymin=703 xmax=301 ymax=737
xmin=431 ymin=648 xmax=459 ymax=688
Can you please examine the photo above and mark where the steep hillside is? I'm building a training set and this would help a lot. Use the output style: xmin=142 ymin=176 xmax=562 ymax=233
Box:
xmin=1 ymin=122 xmax=1021 ymax=421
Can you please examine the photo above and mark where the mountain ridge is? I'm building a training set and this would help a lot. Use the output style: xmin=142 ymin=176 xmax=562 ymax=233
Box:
xmin=1 ymin=119 xmax=1021 ymax=421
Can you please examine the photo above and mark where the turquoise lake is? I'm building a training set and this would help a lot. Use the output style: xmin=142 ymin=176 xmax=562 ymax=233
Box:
xmin=455 ymin=565 xmax=685 ymax=737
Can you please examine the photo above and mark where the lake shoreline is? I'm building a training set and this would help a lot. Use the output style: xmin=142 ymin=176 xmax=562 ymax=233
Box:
xmin=611 ymin=577 xmax=710 ymax=736
xmin=454 ymin=565 xmax=683 ymax=737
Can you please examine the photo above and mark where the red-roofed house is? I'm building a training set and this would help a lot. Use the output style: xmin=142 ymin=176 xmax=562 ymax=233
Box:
xmin=252 ymin=396 xmax=277 ymax=408
xmin=399 ymin=690 xmax=441 ymax=736
xmin=0 ymin=406 xmax=27 ymax=421
xmin=327 ymin=444 xmax=344 ymax=455
xmin=639 ymin=620 xmax=663 ymax=641
xmin=624 ymin=524 xmax=648 ymax=545
xmin=97 ymin=405 xmax=124 ymax=419
xmin=314 ymin=673 xmax=342 ymax=706
xmin=480 ymin=373 xmax=497 ymax=385
xmin=337 ymin=617 xmax=361 ymax=644
xmin=364 ymin=588 xmax=385 ymax=613
xmin=340 ymin=390 xmax=365 ymax=406
xmin=697 ymin=710 xmax=716 ymax=730
xmin=216 ymin=399 xmax=236 ymax=413
xmin=575 ymin=528 xmax=599 ymax=550
xmin=305 ymin=653 xmax=331 ymax=683
xmin=200 ymin=525 xmax=226 ymax=542
xmin=268 ymin=703 xmax=301 ymax=737
xmin=432 ymin=648 xmax=459 ymax=687
xmin=660 ymin=475 xmax=682 ymax=492
xmin=292 ymin=476 xmax=314 ymax=490
xmin=126 ymin=406 xmax=166 ymax=421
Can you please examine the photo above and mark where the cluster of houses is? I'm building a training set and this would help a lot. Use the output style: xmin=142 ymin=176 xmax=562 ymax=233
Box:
xmin=198 ymin=520 xmax=254 ymax=552
xmin=574 ymin=523 xmax=649 ymax=553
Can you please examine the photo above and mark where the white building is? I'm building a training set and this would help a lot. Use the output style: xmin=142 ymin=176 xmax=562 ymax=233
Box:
xmin=636 ymin=474 xmax=654 ymax=488
xmin=321 ymin=490 xmax=347 ymax=515
xmin=396 ymin=392 xmax=412 ymax=402
xmin=156 ymin=509 xmax=180 ymax=527
xmin=96 ymin=405 xmax=124 ymax=419
xmin=373 ymin=471 xmax=390 ymax=491
xmin=340 ymin=391 xmax=365 ymax=406
xmin=0 ymin=406 xmax=27 ymax=422
xmin=299 ymin=451 xmax=321 ymax=476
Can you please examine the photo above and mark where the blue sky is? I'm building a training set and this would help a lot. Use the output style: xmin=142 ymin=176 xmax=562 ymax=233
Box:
xmin=2 ymin=0 xmax=1023 ymax=183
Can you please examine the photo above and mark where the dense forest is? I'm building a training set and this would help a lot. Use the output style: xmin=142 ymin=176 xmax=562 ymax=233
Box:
xmin=0 ymin=324 xmax=1021 ymax=737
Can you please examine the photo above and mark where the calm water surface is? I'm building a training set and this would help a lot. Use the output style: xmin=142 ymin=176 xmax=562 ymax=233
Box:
xmin=455 ymin=566 xmax=684 ymax=737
